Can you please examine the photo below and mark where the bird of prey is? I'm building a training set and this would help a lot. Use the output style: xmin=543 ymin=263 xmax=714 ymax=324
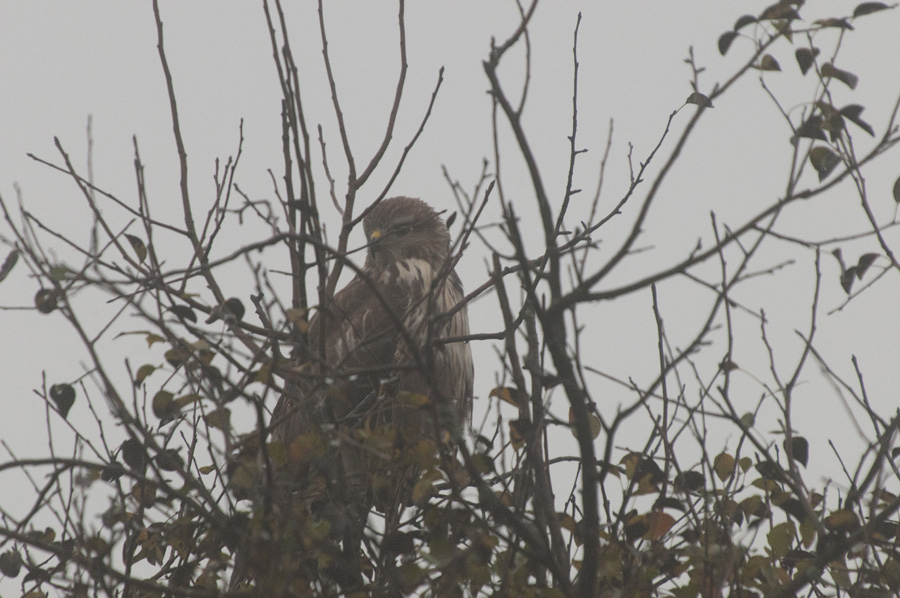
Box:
xmin=234 ymin=196 xmax=473 ymax=592
xmin=273 ymin=195 xmax=473 ymax=444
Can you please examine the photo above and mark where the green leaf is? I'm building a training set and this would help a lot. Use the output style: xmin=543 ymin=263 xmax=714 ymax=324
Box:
xmin=825 ymin=509 xmax=860 ymax=532
xmin=714 ymin=452 xmax=736 ymax=481
xmin=0 ymin=549 xmax=23 ymax=578
xmin=760 ymin=3 xmax=800 ymax=20
xmin=489 ymin=386 xmax=521 ymax=408
xmin=685 ymin=92 xmax=713 ymax=108
xmin=674 ymin=470 xmax=705 ymax=492
xmin=841 ymin=267 xmax=857 ymax=294
xmin=814 ymin=18 xmax=853 ymax=30
xmin=830 ymin=560 xmax=852 ymax=589
xmin=49 ymin=264 xmax=70 ymax=282
xmin=718 ymin=31 xmax=738 ymax=56
xmin=795 ymin=47 xmax=819 ymax=75
xmin=785 ymin=436 xmax=809 ymax=467
xmin=205 ymin=297 xmax=245 ymax=324
xmin=175 ymin=393 xmax=203 ymax=409
xmin=809 ymin=146 xmax=841 ymax=181
xmin=228 ymin=464 xmax=258 ymax=493
xmin=132 ymin=480 xmax=156 ymax=508
xmin=156 ymin=449 xmax=183 ymax=471
xmin=510 ymin=419 xmax=528 ymax=450
xmin=0 ymin=249 xmax=18 ymax=284
xmin=165 ymin=346 xmax=190 ymax=368
xmin=755 ymin=460 xmax=783 ymax=480
xmin=471 ymin=452 xmax=495 ymax=474
xmin=397 ymin=561 xmax=426 ymax=593
xmin=101 ymin=461 xmax=123 ymax=482
xmin=411 ymin=469 xmax=443 ymax=504
xmin=832 ymin=247 xmax=846 ymax=271
xmin=800 ymin=516 xmax=817 ymax=547
xmin=50 ymin=383 xmax=76 ymax=418
xmin=134 ymin=364 xmax=156 ymax=386
xmin=767 ymin=520 xmax=796 ymax=557
xmin=204 ymin=407 xmax=231 ymax=431
xmin=821 ymin=63 xmax=858 ymax=89
xmin=853 ymin=2 xmax=891 ymax=18
xmin=734 ymin=14 xmax=758 ymax=30
xmin=120 ymin=438 xmax=147 ymax=471
xmin=568 ymin=408 xmax=601 ymax=440
xmin=168 ymin=304 xmax=197 ymax=323
xmin=252 ymin=363 xmax=272 ymax=384
xmin=783 ymin=548 xmax=815 ymax=569
xmin=796 ymin=116 xmax=827 ymax=141
xmin=152 ymin=390 xmax=176 ymax=419
xmin=224 ymin=297 xmax=244 ymax=320
xmin=624 ymin=514 xmax=649 ymax=542
xmin=893 ymin=175 xmax=900 ymax=204
xmin=757 ymin=54 xmax=781 ymax=71
xmin=779 ymin=497 xmax=807 ymax=521
xmin=124 ymin=234 xmax=147 ymax=263
xmin=445 ymin=211 xmax=457 ymax=231
xmin=741 ymin=494 xmax=767 ymax=518
xmin=558 ymin=513 xmax=577 ymax=533
xmin=85 ymin=535 xmax=110 ymax=555
xmin=856 ymin=253 xmax=879 ymax=278
xmin=34 ymin=288 xmax=60 ymax=314
xmin=285 ymin=307 xmax=310 ymax=332
xmin=811 ymin=102 xmax=845 ymax=141
xmin=839 ymin=104 xmax=874 ymax=136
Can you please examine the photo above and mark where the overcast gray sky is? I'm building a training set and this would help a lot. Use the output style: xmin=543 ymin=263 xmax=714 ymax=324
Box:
xmin=2 ymin=2 xmax=900 ymax=592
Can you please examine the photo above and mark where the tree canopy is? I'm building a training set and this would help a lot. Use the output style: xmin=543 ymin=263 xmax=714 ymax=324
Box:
xmin=2 ymin=1 xmax=900 ymax=597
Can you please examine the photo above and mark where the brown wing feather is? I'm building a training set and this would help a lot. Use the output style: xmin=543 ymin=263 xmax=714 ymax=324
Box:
xmin=270 ymin=271 xmax=411 ymax=444
xmin=272 ymin=196 xmax=473 ymax=453
xmin=235 ymin=197 xmax=473 ymax=591
xmin=385 ymin=263 xmax=472 ymax=431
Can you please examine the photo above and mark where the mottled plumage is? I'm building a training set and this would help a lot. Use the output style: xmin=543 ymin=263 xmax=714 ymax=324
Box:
xmin=236 ymin=197 xmax=473 ymax=591
xmin=272 ymin=196 xmax=473 ymax=444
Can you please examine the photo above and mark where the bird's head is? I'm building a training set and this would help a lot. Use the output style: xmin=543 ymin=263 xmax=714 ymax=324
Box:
xmin=363 ymin=197 xmax=451 ymax=269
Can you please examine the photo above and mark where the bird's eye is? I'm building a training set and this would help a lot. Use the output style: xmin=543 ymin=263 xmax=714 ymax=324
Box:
xmin=397 ymin=226 xmax=412 ymax=236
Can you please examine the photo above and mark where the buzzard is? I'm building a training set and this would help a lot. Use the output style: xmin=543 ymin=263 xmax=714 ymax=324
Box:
xmin=272 ymin=195 xmax=473 ymax=443
xmin=236 ymin=197 xmax=473 ymax=591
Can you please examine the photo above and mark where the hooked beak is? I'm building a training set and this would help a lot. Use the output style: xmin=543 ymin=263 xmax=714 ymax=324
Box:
xmin=368 ymin=229 xmax=382 ymax=256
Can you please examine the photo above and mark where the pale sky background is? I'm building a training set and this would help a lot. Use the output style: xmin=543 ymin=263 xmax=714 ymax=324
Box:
xmin=2 ymin=2 xmax=900 ymax=593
